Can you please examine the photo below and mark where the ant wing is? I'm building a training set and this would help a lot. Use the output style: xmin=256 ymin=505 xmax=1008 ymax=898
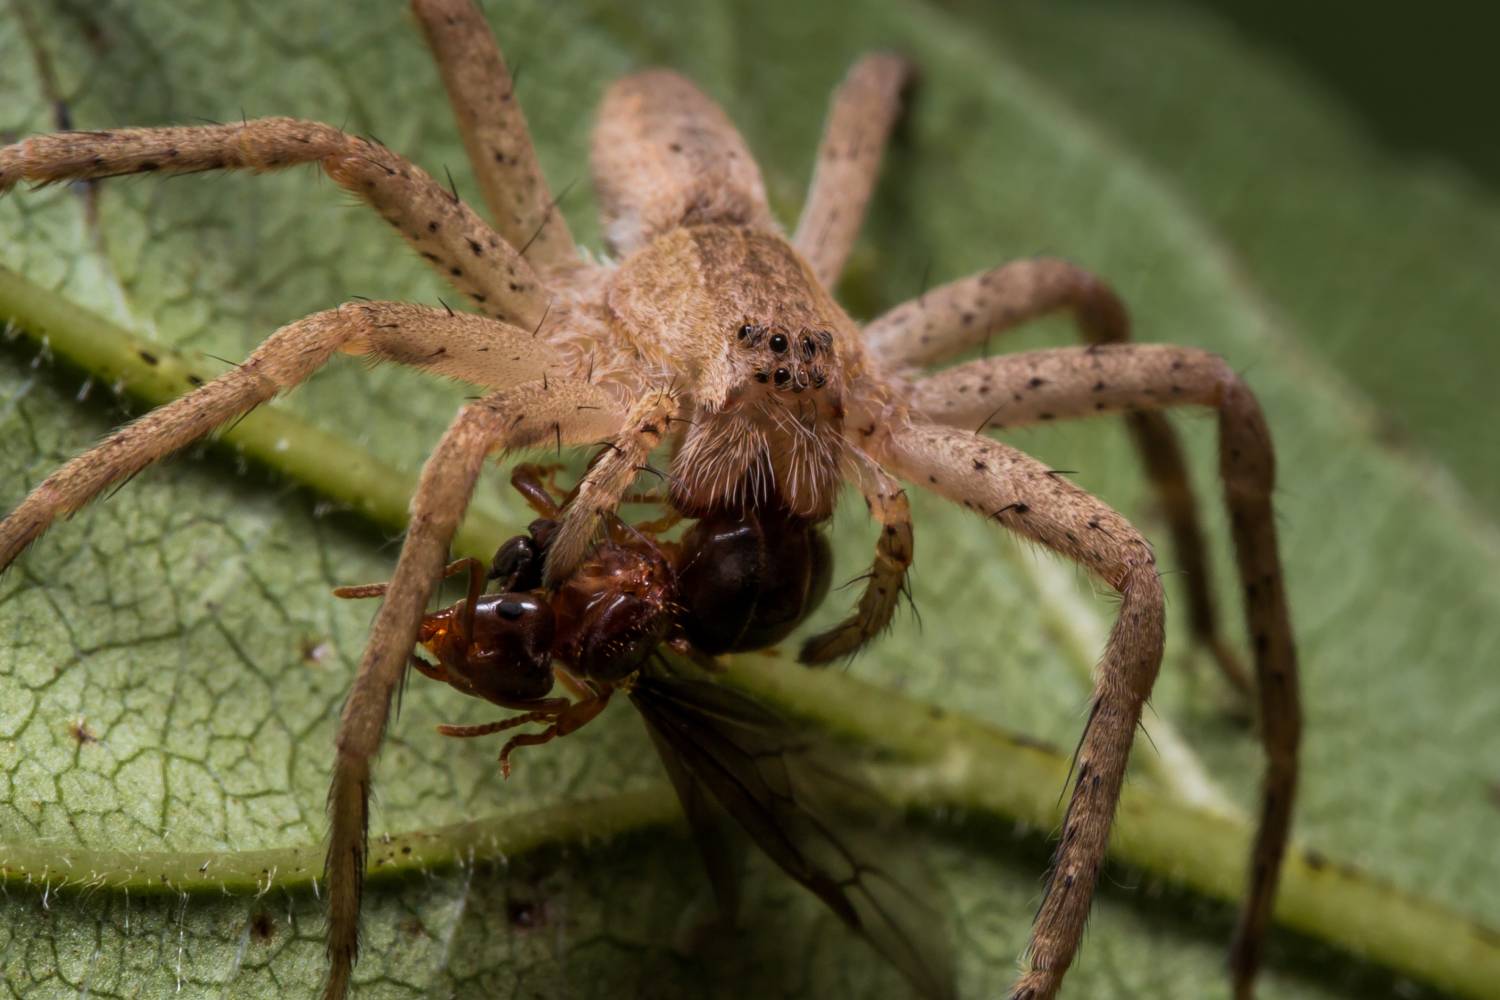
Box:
xmin=629 ymin=659 xmax=956 ymax=1000
xmin=641 ymin=719 xmax=744 ymax=921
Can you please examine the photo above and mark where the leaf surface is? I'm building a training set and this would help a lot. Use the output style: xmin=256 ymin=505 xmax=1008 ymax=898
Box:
xmin=2 ymin=1 xmax=1498 ymax=998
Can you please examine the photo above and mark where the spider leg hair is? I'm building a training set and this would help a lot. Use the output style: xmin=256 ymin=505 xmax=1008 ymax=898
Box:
xmin=323 ymin=378 xmax=623 ymax=1000
xmin=880 ymin=419 xmax=1164 ymax=1000
xmin=893 ymin=342 xmax=1300 ymax=997
xmin=868 ymin=258 xmax=1249 ymax=693
xmin=411 ymin=0 xmax=577 ymax=272
xmin=0 ymin=303 xmax=558 ymax=571
xmin=0 ymin=120 xmax=549 ymax=326
xmin=794 ymin=52 xmax=916 ymax=290
xmin=542 ymin=387 xmax=680 ymax=585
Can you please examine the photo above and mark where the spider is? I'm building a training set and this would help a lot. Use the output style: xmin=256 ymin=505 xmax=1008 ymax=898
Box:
xmin=0 ymin=2 xmax=1300 ymax=998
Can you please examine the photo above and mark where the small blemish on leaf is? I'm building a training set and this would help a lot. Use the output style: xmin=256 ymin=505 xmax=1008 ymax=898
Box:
xmin=250 ymin=910 xmax=276 ymax=943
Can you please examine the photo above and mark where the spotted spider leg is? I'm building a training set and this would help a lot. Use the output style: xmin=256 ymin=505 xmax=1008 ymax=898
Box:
xmin=793 ymin=52 xmax=917 ymax=289
xmin=868 ymin=258 xmax=1251 ymax=693
xmin=323 ymin=379 xmax=624 ymax=1000
xmin=877 ymin=420 xmax=1165 ymax=1000
xmin=412 ymin=0 xmax=577 ymax=272
xmin=907 ymin=343 xmax=1298 ymax=997
xmin=0 ymin=303 xmax=557 ymax=568
xmin=0 ymin=120 xmax=547 ymax=328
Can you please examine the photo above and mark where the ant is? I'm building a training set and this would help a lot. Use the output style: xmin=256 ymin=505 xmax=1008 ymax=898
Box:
xmin=335 ymin=465 xmax=952 ymax=998
xmin=334 ymin=463 xmax=831 ymax=773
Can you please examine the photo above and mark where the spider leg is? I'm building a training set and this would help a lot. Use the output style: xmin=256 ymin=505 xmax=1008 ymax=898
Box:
xmin=869 ymin=259 xmax=1248 ymax=693
xmin=0 ymin=121 xmax=547 ymax=326
xmin=542 ymin=388 xmax=680 ymax=585
xmin=793 ymin=53 xmax=916 ymax=290
xmin=323 ymin=378 xmax=623 ymax=1000
xmin=799 ymin=462 xmax=912 ymax=663
xmin=879 ymin=420 xmax=1165 ymax=1000
xmin=411 ymin=0 xmax=577 ymax=272
xmin=910 ymin=343 xmax=1298 ymax=995
xmin=332 ymin=555 xmax=483 ymax=600
xmin=0 ymin=302 xmax=555 ymax=571
xmin=864 ymin=258 xmax=1128 ymax=370
xmin=591 ymin=69 xmax=775 ymax=255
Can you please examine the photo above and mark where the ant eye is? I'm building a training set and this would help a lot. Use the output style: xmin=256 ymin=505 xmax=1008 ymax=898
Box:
xmin=769 ymin=333 xmax=789 ymax=353
xmin=773 ymin=368 xmax=790 ymax=386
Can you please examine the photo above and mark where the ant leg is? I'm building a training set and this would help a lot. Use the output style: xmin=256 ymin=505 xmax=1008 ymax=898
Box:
xmin=630 ymin=506 xmax=682 ymax=535
xmin=437 ymin=709 xmax=562 ymax=740
xmin=333 ymin=556 xmax=482 ymax=600
xmin=509 ymin=463 xmax=564 ymax=518
xmin=497 ymin=689 xmax=612 ymax=777
xmin=457 ymin=555 xmax=488 ymax=649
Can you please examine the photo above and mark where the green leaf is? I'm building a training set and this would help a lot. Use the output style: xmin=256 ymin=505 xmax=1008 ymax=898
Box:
xmin=3 ymin=2 xmax=1499 ymax=999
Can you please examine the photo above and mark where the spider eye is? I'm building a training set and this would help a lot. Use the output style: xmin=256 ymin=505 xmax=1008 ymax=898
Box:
xmin=801 ymin=335 xmax=816 ymax=355
xmin=769 ymin=333 xmax=789 ymax=354
xmin=738 ymin=324 xmax=754 ymax=340
xmin=754 ymin=371 xmax=770 ymax=383
xmin=773 ymin=368 xmax=790 ymax=386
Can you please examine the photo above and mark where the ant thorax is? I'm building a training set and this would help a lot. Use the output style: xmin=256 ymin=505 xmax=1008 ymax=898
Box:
xmin=608 ymin=224 xmax=861 ymax=518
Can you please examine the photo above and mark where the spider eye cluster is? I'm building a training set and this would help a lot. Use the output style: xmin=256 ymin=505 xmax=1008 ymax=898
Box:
xmin=737 ymin=322 xmax=834 ymax=394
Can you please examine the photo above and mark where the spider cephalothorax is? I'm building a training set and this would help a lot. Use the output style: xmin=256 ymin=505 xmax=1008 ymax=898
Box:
xmin=0 ymin=3 xmax=1300 ymax=999
xmin=607 ymin=223 xmax=856 ymax=519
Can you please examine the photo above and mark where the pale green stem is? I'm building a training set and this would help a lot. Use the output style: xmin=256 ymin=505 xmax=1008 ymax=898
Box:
xmin=0 ymin=788 xmax=682 ymax=898
xmin=0 ymin=264 xmax=506 ymax=561
xmin=2 ymin=266 xmax=1498 ymax=999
